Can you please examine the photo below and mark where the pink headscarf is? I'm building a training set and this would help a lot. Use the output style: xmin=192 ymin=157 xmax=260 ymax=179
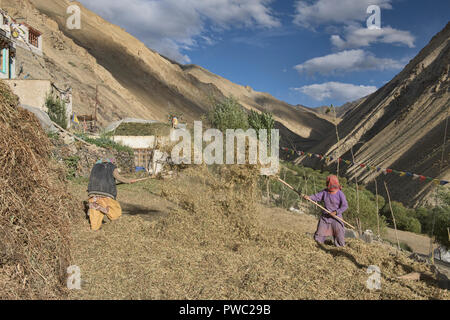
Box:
xmin=327 ymin=175 xmax=341 ymax=193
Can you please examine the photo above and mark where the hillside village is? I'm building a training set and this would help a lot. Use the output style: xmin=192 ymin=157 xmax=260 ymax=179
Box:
xmin=0 ymin=0 xmax=448 ymax=301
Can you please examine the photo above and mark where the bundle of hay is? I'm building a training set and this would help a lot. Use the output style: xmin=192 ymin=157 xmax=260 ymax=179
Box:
xmin=0 ymin=81 xmax=74 ymax=299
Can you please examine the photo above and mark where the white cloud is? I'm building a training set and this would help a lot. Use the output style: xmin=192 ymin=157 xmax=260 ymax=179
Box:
xmin=293 ymin=0 xmax=392 ymax=28
xmin=294 ymin=49 xmax=404 ymax=75
xmin=331 ymin=26 xmax=415 ymax=49
xmin=293 ymin=0 xmax=415 ymax=49
xmin=79 ymin=0 xmax=280 ymax=63
xmin=294 ymin=82 xmax=377 ymax=101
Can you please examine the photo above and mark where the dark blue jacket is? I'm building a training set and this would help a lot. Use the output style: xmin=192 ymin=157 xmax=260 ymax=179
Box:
xmin=88 ymin=162 xmax=117 ymax=199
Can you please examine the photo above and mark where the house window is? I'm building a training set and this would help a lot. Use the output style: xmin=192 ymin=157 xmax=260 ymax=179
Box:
xmin=28 ymin=30 xmax=39 ymax=47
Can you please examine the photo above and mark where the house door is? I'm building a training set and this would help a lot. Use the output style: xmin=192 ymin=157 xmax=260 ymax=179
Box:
xmin=9 ymin=55 xmax=13 ymax=79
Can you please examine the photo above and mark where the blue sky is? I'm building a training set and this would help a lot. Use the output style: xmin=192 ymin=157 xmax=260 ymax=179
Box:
xmin=80 ymin=0 xmax=450 ymax=108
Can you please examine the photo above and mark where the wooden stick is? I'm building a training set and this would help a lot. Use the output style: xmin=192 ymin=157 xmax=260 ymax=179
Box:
xmin=51 ymin=120 xmax=94 ymax=147
xmin=375 ymin=178 xmax=380 ymax=238
xmin=133 ymin=177 xmax=155 ymax=183
xmin=276 ymin=177 xmax=356 ymax=230
xmin=384 ymin=181 xmax=400 ymax=251
xmin=116 ymin=176 xmax=154 ymax=185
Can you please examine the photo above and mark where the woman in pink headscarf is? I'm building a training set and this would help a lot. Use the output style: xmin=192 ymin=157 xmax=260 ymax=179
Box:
xmin=304 ymin=175 xmax=348 ymax=247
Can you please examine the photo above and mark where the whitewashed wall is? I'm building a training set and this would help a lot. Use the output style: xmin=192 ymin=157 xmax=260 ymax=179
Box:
xmin=112 ymin=136 xmax=156 ymax=149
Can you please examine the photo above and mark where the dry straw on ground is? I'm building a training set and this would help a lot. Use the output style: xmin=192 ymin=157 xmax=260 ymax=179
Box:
xmin=0 ymin=81 xmax=76 ymax=299
xmin=155 ymin=165 xmax=449 ymax=299
xmin=67 ymin=156 xmax=449 ymax=299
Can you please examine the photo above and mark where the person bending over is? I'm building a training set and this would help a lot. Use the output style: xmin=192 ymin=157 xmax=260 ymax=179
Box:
xmin=87 ymin=158 xmax=136 ymax=231
xmin=304 ymin=175 xmax=348 ymax=247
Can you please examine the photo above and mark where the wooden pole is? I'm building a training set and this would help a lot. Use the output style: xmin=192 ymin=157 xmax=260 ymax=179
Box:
xmin=332 ymin=104 xmax=340 ymax=177
xmin=350 ymin=147 xmax=361 ymax=235
xmin=277 ymin=177 xmax=356 ymax=230
xmin=384 ymin=181 xmax=400 ymax=251
xmin=429 ymin=110 xmax=448 ymax=265
xmin=375 ymin=178 xmax=380 ymax=238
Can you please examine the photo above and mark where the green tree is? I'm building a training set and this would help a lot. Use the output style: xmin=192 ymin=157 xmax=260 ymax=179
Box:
xmin=208 ymin=96 xmax=249 ymax=131
xmin=46 ymin=94 xmax=67 ymax=129
xmin=381 ymin=201 xmax=422 ymax=234
xmin=428 ymin=188 xmax=450 ymax=248
xmin=248 ymin=110 xmax=263 ymax=134
xmin=248 ymin=110 xmax=275 ymax=145
xmin=431 ymin=206 xmax=450 ymax=248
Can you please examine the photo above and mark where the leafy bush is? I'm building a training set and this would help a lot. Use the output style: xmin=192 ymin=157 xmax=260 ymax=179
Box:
xmin=47 ymin=131 xmax=59 ymax=140
xmin=114 ymin=122 xmax=171 ymax=136
xmin=416 ymin=189 xmax=450 ymax=248
xmin=63 ymin=156 xmax=80 ymax=180
xmin=46 ymin=94 xmax=67 ymax=129
xmin=345 ymin=186 xmax=387 ymax=234
xmin=405 ymin=217 xmax=422 ymax=234
xmin=386 ymin=239 xmax=413 ymax=252
xmin=430 ymin=206 xmax=450 ymax=248
xmin=208 ymin=96 xmax=249 ymax=132
xmin=381 ymin=201 xmax=421 ymax=234
xmin=75 ymin=133 xmax=134 ymax=155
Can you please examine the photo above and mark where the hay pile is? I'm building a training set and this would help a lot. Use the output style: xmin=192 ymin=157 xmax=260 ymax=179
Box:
xmin=159 ymin=165 xmax=261 ymax=245
xmin=0 ymin=81 xmax=74 ymax=299
xmin=156 ymin=165 xmax=449 ymax=299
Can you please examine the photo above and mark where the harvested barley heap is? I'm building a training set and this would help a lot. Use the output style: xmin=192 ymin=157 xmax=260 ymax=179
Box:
xmin=0 ymin=81 xmax=76 ymax=299
xmin=159 ymin=165 xmax=449 ymax=299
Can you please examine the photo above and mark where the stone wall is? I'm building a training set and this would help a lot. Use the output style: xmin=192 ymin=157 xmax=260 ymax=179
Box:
xmin=51 ymin=135 xmax=135 ymax=178
xmin=5 ymin=78 xmax=73 ymax=128
xmin=5 ymin=79 xmax=51 ymax=109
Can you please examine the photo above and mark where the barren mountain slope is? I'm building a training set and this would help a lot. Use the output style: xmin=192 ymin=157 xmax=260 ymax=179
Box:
xmin=5 ymin=0 xmax=333 ymax=146
xmin=4 ymin=0 xmax=225 ymax=124
xmin=308 ymin=23 xmax=450 ymax=207
xmin=183 ymin=65 xmax=334 ymax=141
xmin=3 ymin=0 xmax=160 ymax=124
